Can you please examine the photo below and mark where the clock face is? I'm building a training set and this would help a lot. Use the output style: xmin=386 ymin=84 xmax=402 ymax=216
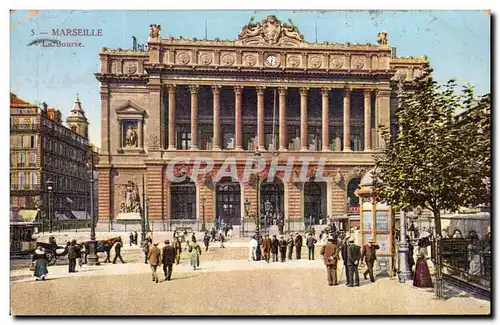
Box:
xmin=266 ymin=55 xmax=278 ymax=67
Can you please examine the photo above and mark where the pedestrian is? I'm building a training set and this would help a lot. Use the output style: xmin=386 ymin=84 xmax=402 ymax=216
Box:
xmin=67 ymin=239 xmax=80 ymax=273
xmin=112 ymin=238 xmax=125 ymax=264
xmin=347 ymin=238 xmax=361 ymax=287
xmin=248 ymin=236 xmax=257 ymax=261
xmin=203 ymin=231 xmax=210 ymax=251
xmin=162 ymin=240 xmax=177 ymax=281
xmin=278 ymin=218 xmax=284 ymax=235
xmin=191 ymin=232 xmax=197 ymax=243
xmin=306 ymin=232 xmax=318 ymax=260
xmin=278 ymin=235 xmax=287 ymax=262
xmin=286 ymin=234 xmax=294 ymax=260
xmin=294 ymin=232 xmax=303 ymax=260
xmin=173 ymin=236 xmax=182 ymax=265
xmin=262 ymin=234 xmax=271 ymax=263
xmin=134 ymin=231 xmax=138 ymax=245
xmin=413 ymin=245 xmax=433 ymax=288
xmin=189 ymin=238 xmax=202 ymax=270
xmin=142 ymin=239 xmax=150 ymax=264
xmin=219 ymin=231 xmax=226 ymax=248
xmin=271 ymin=235 xmax=279 ymax=262
xmin=340 ymin=237 xmax=350 ymax=285
xmin=321 ymin=237 xmax=340 ymax=286
xmin=210 ymin=228 xmax=217 ymax=242
xmin=129 ymin=233 xmax=134 ymax=246
xmin=361 ymin=238 xmax=380 ymax=283
xmin=32 ymin=246 xmax=49 ymax=281
xmin=148 ymin=243 xmax=161 ymax=283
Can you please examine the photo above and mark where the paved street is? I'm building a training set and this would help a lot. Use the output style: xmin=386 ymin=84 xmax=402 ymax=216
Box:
xmin=10 ymin=245 xmax=490 ymax=316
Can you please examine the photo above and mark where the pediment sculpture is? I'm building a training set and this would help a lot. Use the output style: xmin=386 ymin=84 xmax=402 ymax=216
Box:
xmin=238 ymin=15 xmax=306 ymax=46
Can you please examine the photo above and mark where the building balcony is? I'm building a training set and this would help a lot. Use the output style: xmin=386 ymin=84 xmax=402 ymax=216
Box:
xmin=10 ymin=184 xmax=41 ymax=191
xmin=10 ymin=123 xmax=40 ymax=131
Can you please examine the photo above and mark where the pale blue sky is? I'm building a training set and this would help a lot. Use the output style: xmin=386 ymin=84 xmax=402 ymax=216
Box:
xmin=10 ymin=10 xmax=490 ymax=146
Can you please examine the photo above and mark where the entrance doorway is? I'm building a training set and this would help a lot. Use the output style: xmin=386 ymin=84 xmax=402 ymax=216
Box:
xmin=170 ymin=177 xmax=196 ymax=220
xmin=216 ymin=178 xmax=241 ymax=226
xmin=304 ymin=181 xmax=327 ymax=226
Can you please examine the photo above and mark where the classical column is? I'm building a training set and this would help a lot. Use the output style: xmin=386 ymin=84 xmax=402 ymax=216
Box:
xmin=190 ymin=85 xmax=199 ymax=150
xmin=278 ymin=87 xmax=287 ymax=151
xmin=234 ymin=86 xmax=243 ymax=151
xmin=375 ymin=88 xmax=391 ymax=149
xmin=167 ymin=84 xmax=176 ymax=150
xmin=343 ymin=88 xmax=351 ymax=152
xmin=364 ymin=89 xmax=372 ymax=151
xmin=300 ymin=87 xmax=309 ymax=151
xmin=256 ymin=86 xmax=266 ymax=151
xmin=321 ymin=88 xmax=330 ymax=151
xmin=212 ymin=85 xmax=221 ymax=151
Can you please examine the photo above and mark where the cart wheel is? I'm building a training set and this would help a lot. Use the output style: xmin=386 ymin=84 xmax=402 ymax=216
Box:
xmin=47 ymin=252 xmax=57 ymax=266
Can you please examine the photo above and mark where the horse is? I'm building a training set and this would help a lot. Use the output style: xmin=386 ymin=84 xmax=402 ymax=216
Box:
xmin=81 ymin=236 xmax=122 ymax=264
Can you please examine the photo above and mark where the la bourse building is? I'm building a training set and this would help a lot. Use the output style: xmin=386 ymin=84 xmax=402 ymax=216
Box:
xmin=95 ymin=15 xmax=425 ymax=232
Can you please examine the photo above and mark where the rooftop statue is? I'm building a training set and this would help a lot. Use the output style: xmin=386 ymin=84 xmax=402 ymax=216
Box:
xmin=238 ymin=15 xmax=305 ymax=46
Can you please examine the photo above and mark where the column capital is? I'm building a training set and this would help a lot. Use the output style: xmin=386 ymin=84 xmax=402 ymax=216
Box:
xmin=212 ymin=85 xmax=222 ymax=95
xmin=363 ymin=89 xmax=373 ymax=97
xmin=167 ymin=84 xmax=176 ymax=94
xmin=278 ymin=86 xmax=288 ymax=95
xmin=343 ymin=87 xmax=352 ymax=96
xmin=375 ymin=88 xmax=391 ymax=97
xmin=321 ymin=88 xmax=330 ymax=96
xmin=234 ymin=85 xmax=244 ymax=95
xmin=299 ymin=87 xmax=309 ymax=96
xmin=189 ymin=84 xmax=199 ymax=94
xmin=256 ymin=86 xmax=266 ymax=95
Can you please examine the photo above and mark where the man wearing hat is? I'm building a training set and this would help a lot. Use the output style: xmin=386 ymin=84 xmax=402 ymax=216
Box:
xmin=203 ymin=231 xmax=210 ymax=252
xmin=286 ymin=234 xmax=294 ymax=260
xmin=278 ymin=235 xmax=287 ymax=262
xmin=321 ymin=237 xmax=340 ymax=286
xmin=294 ymin=232 xmax=303 ymax=260
xmin=262 ymin=234 xmax=272 ymax=263
xmin=271 ymin=235 xmax=279 ymax=262
xmin=306 ymin=233 xmax=318 ymax=260
xmin=361 ymin=238 xmax=380 ymax=282
xmin=347 ymin=237 xmax=361 ymax=287
xmin=162 ymin=240 xmax=176 ymax=281
xmin=148 ymin=242 xmax=161 ymax=283
xmin=340 ymin=236 xmax=351 ymax=285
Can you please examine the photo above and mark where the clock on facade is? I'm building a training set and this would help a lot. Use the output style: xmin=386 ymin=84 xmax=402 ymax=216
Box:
xmin=266 ymin=55 xmax=278 ymax=67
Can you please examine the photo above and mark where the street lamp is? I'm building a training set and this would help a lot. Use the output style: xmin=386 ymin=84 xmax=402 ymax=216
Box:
xmin=253 ymin=151 xmax=262 ymax=261
xmin=46 ymin=180 xmax=54 ymax=233
xmin=86 ymin=160 xmax=99 ymax=266
xmin=398 ymin=210 xmax=412 ymax=282
xmin=200 ymin=196 xmax=207 ymax=232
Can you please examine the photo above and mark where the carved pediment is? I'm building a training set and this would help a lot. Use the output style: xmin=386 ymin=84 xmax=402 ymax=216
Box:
xmin=238 ymin=15 xmax=306 ymax=47
xmin=115 ymin=100 xmax=145 ymax=116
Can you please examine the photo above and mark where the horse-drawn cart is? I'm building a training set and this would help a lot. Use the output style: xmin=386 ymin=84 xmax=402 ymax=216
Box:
xmin=26 ymin=237 xmax=69 ymax=266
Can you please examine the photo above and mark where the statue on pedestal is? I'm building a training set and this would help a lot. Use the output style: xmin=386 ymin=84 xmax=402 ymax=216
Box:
xmin=125 ymin=125 xmax=137 ymax=147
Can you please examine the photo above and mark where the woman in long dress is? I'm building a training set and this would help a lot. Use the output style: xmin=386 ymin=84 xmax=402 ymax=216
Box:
xmin=413 ymin=245 xmax=433 ymax=288
xmin=189 ymin=238 xmax=202 ymax=270
xmin=32 ymin=246 xmax=49 ymax=281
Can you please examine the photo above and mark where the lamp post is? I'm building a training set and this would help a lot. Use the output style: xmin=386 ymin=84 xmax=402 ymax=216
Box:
xmin=86 ymin=160 xmax=99 ymax=266
xmin=244 ymin=198 xmax=251 ymax=236
xmin=200 ymin=196 xmax=207 ymax=232
xmin=398 ymin=210 xmax=412 ymax=282
xmin=46 ymin=180 xmax=54 ymax=233
xmin=253 ymin=151 xmax=262 ymax=261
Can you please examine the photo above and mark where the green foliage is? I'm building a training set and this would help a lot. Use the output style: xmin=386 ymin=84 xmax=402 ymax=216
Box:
xmin=373 ymin=64 xmax=491 ymax=235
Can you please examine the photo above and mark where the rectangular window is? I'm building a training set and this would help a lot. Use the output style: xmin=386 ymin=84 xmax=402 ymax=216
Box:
xmin=29 ymin=153 xmax=36 ymax=167
xmin=18 ymin=172 xmax=25 ymax=186
xmin=18 ymin=152 xmax=25 ymax=167
xmin=30 ymin=171 xmax=37 ymax=185
xmin=18 ymin=135 xmax=24 ymax=148
xmin=30 ymin=135 xmax=36 ymax=148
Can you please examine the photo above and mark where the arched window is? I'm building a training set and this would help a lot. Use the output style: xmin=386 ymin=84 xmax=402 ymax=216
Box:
xmin=170 ymin=178 xmax=196 ymax=220
xmin=216 ymin=178 xmax=241 ymax=225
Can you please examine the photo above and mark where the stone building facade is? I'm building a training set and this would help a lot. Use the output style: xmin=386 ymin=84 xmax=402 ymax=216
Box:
xmin=95 ymin=16 xmax=426 ymax=232
xmin=10 ymin=93 xmax=91 ymax=223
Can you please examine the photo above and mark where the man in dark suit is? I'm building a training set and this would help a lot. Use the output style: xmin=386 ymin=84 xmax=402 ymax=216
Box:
xmin=347 ymin=238 xmax=361 ymax=287
xmin=361 ymin=238 xmax=380 ymax=282
xmin=203 ymin=231 xmax=210 ymax=252
xmin=340 ymin=236 xmax=350 ymax=285
xmin=162 ymin=240 xmax=177 ymax=281
xmin=271 ymin=235 xmax=279 ymax=262
xmin=67 ymin=239 xmax=80 ymax=273
xmin=306 ymin=233 xmax=318 ymax=260
xmin=262 ymin=234 xmax=272 ymax=263
xmin=278 ymin=236 xmax=287 ymax=262
xmin=134 ymin=231 xmax=138 ymax=245
xmin=320 ymin=237 xmax=340 ymax=286
xmin=294 ymin=232 xmax=303 ymax=260
xmin=112 ymin=238 xmax=125 ymax=264
xmin=173 ymin=237 xmax=182 ymax=265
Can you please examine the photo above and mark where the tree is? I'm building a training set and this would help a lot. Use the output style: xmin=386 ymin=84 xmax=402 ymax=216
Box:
xmin=372 ymin=64 xmax=491 ymax=297
xmin=374 ymin=64 xmax=490 ymax=235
